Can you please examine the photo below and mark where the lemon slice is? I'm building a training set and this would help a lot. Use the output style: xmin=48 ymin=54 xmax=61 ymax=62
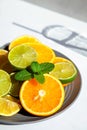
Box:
xmin=0 ymin=70 xmax=11 ymax=97
xmin=0 ymin=95 xmax=21 ymax=116
xmin=50 ymin=62 xmax=77 ymax=84
xmin=8 ymin=44 xmax=37 ymax=69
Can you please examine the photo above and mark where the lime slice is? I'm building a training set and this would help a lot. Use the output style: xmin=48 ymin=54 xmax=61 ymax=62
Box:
xmin=50 ymin=62 xmax=77 ymax=84
xmin=9 ymin=73 xmax=22 ymax=97
xmin=8 ymin=44 xmax=37 ymax=69
xmin=0 ymin=70 xmax=12 ymax=97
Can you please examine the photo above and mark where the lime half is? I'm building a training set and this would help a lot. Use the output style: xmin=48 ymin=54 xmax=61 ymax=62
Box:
xmin=8 ymin=44 xmax=37 ymax=69
xmin=50 ymin=62 xmax=77 ymax=84
xmin=0 ymin=70 xmax=11 ymax=97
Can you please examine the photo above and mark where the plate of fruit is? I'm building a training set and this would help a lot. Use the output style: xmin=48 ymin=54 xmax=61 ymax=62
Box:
xmin=0 ymin=35 xmax=81 ymax=125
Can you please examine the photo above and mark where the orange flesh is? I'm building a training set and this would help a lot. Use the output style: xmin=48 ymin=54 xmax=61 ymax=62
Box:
xmin=26 ymin=43 xmax=55 ymax=63
xmin=20 ymin=75 xmax=64 ymax=114
xmin=53 ymin=57 xmax=70 ymax=64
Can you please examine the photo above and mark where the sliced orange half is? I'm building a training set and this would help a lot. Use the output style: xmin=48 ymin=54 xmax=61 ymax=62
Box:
xmin=19 ymin=74 xmax=65 ymax=116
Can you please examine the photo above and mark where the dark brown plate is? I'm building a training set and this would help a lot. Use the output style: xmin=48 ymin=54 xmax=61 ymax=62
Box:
xmin=0 ymin=44 xmax=81 ymax=125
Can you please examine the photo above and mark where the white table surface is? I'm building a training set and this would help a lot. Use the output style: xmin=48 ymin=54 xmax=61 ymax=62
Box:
xmin=0 ymin=0 xmax=87 ymax=130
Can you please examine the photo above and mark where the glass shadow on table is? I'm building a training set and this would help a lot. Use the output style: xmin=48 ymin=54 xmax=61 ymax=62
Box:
xmin=13 ymin=22 xmax=87 ymax=57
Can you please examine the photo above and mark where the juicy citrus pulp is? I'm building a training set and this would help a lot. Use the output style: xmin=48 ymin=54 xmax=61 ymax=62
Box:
xmin=50 ymin=62 xmax=77 ymax=84
xmin=52 ymin=57 xmax=72 ymax=87
xmin=8 ymin=44 xmax=37 ymax=69
xmin=9 ymin=35 xmax=41 ymax=50
xmin=53 ymin=56 xmax=71 ymax=64
xmin=0 ymin=95 xmax=21 ymax=116
xmin=8 ymin=35 xmax=55 ymax=63
xmin=25 ymin=42 xmax=55 ymax=63
xmin=19 ymin=74 xmax=65 ymax=116
xmin=0 ymin=70 xmax=11 ymax=97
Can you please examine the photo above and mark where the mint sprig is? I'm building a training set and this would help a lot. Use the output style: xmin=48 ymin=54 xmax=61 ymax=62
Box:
xmin=34 ymin=73 xmax=45 ymax=84
xmin=15 ymin=69 xmax=32 ymax=81
xmin=15 ymin=61 xmax=54 ymax=84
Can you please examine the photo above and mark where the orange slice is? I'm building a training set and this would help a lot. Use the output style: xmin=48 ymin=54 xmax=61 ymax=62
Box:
xmin=26 ymin=42 xmax=55 ymax=63
xmin=8 ymin=35 xmax=55 ymax=63
xmin=53 ymin=57 xmax=71 ymax=64
xmin=19 ymin=74 xmax=65 ymax=116
xmin=9 ymin=35 xmax=41 ymax=50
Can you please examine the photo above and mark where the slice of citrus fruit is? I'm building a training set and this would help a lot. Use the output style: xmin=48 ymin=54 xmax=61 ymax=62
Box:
xmin=0 ymin=49 xmax=8 ymax=68
xmin=50 ymin=62 xmax=77 ymax=84
xmin=53 ymin=56 xmax=71 ymax=64
xmin=4 ymin=95 xmax=20 ymax=102
xmin=8 ymin=44 xmax=37 ymax=69
xmin=19 ymin=74 xmax=65 ymax=116
xmin=25 ymin=42 xmax=55 ymax=63
xmin=0 ymin=95 xmax=21 ymax=116
xmin=0 ymin=49 xmax=8 ymax=55
xmin=9 ymin=35 xmax=41 ymax=50
xmin=0 ymin=49 xmax=15 ymax=73
xmin=0 ymin=70 xmax=12 ymax=97
xmin=53 ymin=57 xmax=71 ymax=87
xmin=8 ymin=35 xmax=55 ymax=63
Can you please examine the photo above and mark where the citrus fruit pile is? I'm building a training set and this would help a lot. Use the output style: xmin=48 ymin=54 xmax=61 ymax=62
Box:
xmin=0 ymin=35 xmax=77 ymax=117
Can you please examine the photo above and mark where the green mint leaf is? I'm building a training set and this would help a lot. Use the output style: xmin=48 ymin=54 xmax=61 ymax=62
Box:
xmin=40 ymin=62 xmax=54 ymax=74
xmin=15 ymin=69 xmax=32 ymax=81
xmin=34 ymin=74 xmax=45 ymax=84
xmin=14 ymin=62 xmax=54 ymax=84
xmin=30 ymin=61 xmax=41 ymax=73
